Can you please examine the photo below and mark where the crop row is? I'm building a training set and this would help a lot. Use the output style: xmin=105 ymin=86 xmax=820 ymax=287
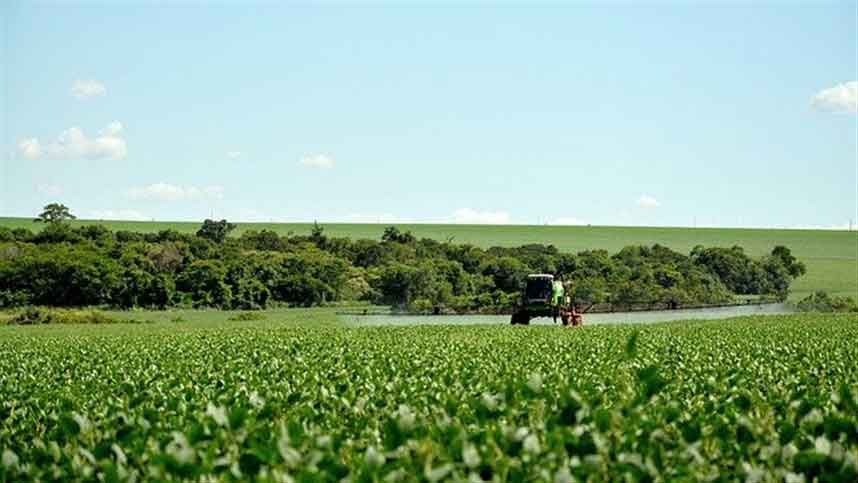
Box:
xmin=0 ymin=313 xmax=856 ymax=481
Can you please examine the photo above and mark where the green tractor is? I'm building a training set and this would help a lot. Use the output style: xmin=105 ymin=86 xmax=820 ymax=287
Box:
xmin=510 ymin=274 xmax=584 ymax=326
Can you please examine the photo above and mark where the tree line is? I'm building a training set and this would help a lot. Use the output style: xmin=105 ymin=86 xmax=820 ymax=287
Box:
xmin=0 ymin=209 xmax=806 ymax=312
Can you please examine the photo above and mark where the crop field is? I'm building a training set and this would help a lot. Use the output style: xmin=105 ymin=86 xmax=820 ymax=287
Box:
xmin=1 ymin=310 xmax=856 ymax=481
xmin=2 ymin=217 xmax=854 ymax=300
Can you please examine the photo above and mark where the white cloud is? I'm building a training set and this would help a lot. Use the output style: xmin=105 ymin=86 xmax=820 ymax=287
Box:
xmin=548 ymin=217 xmax=587 ymax=226
xmin=88 ymin=209 xmax=149 ymax=221
xmin=300 ymin=154 xmax=334 ymax=169
xmin=227 ymin=151 xmax=242 ymax=160
xmin=18 ymin=138 xmax=41 ymax=160
xmin=36 ymin=183 xmax=63 ymax=197
xmin=636 ymin=195 xmax=660 ymax=209
xmin=451 ymin=208 xmax=511 ymax=224
xmin=102 ymin=121 xmax=122 ymax=136
xmin=71 ymin=79 xmax=106 ymax=99
xmin=125 ymin=182 xmax=224 ymax=202
xmin=18 ymin=122 xmax=127 ymax=160
xmin=811 ymin=81 xmax=858 ymax=114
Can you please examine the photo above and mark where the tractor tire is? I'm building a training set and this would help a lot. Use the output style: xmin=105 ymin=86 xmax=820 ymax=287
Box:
xmin=561 ymin=313 xmax=570 ymax=326
xmin=510 ymin=310 xmax=530 ymax=325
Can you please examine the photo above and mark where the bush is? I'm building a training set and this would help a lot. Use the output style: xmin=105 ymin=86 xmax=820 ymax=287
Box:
xmin=8 ymin=307 xmax=120 ymax=325
xmin=795 ymin=291 xmax=858 ymax=313
xmin=0 ymin=289 xmax=32 ymax=308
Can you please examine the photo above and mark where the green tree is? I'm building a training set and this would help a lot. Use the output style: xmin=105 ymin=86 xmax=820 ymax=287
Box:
xmin=240 ymin=229 xmax=285 ymax=251
xmin=176 ymin=260 xmax=233 ymax=308
xmin=310 ymin=221 xmax=327 ymax=248
xmin=196 ymin=219 xmax=236 ymax=244
xmin=481 ymin=256 xmax=530 ymax=293
xmin=381 ymin=226 xmax=416 ymax=244
xmin=34 ymin=203 xmax=76 ymax=224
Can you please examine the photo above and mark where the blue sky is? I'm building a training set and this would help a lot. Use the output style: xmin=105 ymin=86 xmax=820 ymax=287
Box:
xmin=1 ymin=1 xmax=856 ymax=228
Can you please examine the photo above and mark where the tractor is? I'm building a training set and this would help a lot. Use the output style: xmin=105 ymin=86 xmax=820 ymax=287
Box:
xmin=510 ymin=274 xmax=587 ymax=326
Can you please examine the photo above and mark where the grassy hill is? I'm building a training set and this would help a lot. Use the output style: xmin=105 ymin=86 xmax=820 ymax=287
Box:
xmin=2 ymin=217 xmax=855 ymax=300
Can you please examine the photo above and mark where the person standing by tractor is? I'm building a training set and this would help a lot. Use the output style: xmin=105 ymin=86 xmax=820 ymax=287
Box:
xmin=551 ymin=278 xmax=565 ymax=323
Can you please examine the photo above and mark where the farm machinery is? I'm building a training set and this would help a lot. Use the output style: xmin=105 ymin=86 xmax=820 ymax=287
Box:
xmin=510 ymin=274 xmax=589 ymax=326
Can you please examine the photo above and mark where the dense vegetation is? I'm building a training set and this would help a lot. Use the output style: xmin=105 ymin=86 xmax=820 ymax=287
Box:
xmin=0 ymin=219 xmax=806 ymax=312
xmin=796 ymin=291 xmax=858 ymax=313
xmin=0 ymin=312 xmax=856 ymax=481
xmin=3 ymin=216 xmax=855 ymax=301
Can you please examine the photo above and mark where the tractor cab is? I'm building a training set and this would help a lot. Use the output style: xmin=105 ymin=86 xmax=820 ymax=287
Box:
xmin=525 ymin=274 xmax=554 ymax=304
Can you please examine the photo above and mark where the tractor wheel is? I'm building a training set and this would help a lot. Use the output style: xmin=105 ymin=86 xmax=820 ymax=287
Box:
xmin=510 ymin=310 xmax=530 ymax=325
xmin=561 ymin=313 xmax=570 ymax=326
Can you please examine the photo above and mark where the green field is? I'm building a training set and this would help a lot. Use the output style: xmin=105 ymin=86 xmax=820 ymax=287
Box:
xmin=2 ymin=217 xmax=856 ymax=300
xmin=1 ymin=310 xmax=856 ymax=481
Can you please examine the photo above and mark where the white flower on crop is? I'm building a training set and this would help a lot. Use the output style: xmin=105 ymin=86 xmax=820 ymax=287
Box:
xmin=316 ymin=435 xmax=332 ymax=448
xmin=383 ymin=469 xmax=408 ymax=481
xmin=554 ymin=467 xmax=574 ymax=483
xmin=527 ymin=372 xmax=543 ymax=393
xmin=48 ymin=441 xmax=61 ymax=462
xmin=800 ymin=409 xmax=823 ymax=427
xmin=844 ymin=451 xmax=858 ymax=472
xmin=425 ymin=463 xmax=453 ymax=482
xmin=618 ymin=452 xmax=644 ymax=469
xmin=742 ymin=463 xmax=765 ymax=483
xmin=513 ymin=427 xmax=529 ymax=441
xmin=279 ymin=444 xmax=301 ymax=468
xmin=481 ymin=393 xmax=499 ymax=411
xmin=166 ymin=432 xmax=196 ymax=465
xmin=784 ymin=472 xmax=806 ymax=483
xmin=112 ymin=444 xmax=127 ymax=465
xmin=365 ymin=446 xmax=385 ymax=467
xmin=206 ymin=402 xmax=228 ymax=427
xmin=78 ymin=448 xmax=97 ymax=465
xmin=396 ymin=404 xmax=416 ymax=431
xmin=73 ymin=412 xmax=92 ymax=434
xmin=354 ymin=397 xmax=368 ymax=414
xmin=462 ymin=444 xmax=480 ymax=468
xmin=829 ymin=441 xmax=845 ymax=462
xmin=249 ymin=391 xmax=265 ymax=409
xmin=782 ymin=443 xmax=798 ymax=461
xmin=814 ymin=436 xmax=832 ymax=456
xmin=523 ymin=434 xmax=541 ymax=454
xmin=1 ymin=449 xmax=18 ymax=468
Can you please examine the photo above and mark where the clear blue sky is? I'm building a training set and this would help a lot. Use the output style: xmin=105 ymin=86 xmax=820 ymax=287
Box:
xmin=1 ymin=1 xmax=856 ymax=228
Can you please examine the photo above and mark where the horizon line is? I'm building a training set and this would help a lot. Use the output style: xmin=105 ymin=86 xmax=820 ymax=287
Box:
xmin=0 ymin=215 xmax=854 ymax=233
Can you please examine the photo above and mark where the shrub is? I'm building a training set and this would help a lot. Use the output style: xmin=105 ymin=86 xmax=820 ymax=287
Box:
xmin=8 ymin=307 xmax=120 ymax=325
xmin=795 ymin=291 xmax=858 ymax=313
xmin=0 ymin=289 xmax=32 ymax=308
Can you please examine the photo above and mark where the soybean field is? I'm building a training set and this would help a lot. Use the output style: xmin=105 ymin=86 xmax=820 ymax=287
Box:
xmin=0 ymin=310 xmax=856 ymax=481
